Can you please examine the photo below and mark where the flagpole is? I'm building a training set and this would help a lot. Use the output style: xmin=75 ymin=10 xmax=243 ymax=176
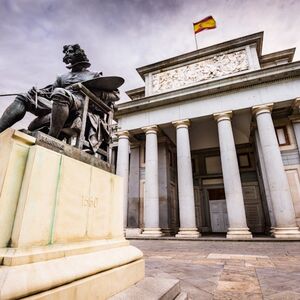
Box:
xmin=193 ymin=16 xmax=216 ymax=51
xmin=194 ymin=32 xmax=199 ymax=50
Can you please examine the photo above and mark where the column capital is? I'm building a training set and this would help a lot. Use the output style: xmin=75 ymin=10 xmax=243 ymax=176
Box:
xmin=116 ymin=130 xmax=130 ymax=139
xmin=288 ymin=115 xmax=300 ymax=123
xmin=291 ymin=98 xmax=300 ymax=116
xmin=213 ymin=111 xmax=232 ymax=122
xmin=293 ymin=97 xmax=300 ymax=109
xmin=172 ymin=119 xmax=190 ymax=129
xmin=252 ymin=103 xmax=273 ymax=117
xmin=142 ymin=125 xmax=158 ymax=134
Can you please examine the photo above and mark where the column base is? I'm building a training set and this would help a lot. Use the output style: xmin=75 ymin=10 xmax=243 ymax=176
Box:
xmin=226 ymin=228 xmax=253 ymax=240
xmin=141 ymin=228 xmax=163 ymax=237
xmin=125 ymin=228 xmax=142 ymax=237
xmin=273 ymin=227 xmax=300 ymax=239
xmin=175 ymin=228 xmax=201 ymax=238
xmin=269 ymin=227 xmax=276 ymax=237
xmin=161 ymin=228 xmax=173 ymax=236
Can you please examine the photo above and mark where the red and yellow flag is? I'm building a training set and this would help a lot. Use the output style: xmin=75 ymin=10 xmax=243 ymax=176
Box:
xmin=193 ymin=16 xmax=216 ymax=34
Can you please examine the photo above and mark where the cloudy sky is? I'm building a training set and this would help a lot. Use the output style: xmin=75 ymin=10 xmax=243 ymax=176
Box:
xmin=0 ymin=0 xmax=299 ymax=127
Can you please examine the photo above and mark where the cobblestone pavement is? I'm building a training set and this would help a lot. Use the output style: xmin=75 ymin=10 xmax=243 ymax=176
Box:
xmin=130 ymin=240 xmax=300 ymax=300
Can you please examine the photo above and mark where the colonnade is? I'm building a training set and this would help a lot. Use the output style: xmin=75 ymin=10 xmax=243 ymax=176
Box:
xmin=116 ymin=103 xmax=300 ymax=239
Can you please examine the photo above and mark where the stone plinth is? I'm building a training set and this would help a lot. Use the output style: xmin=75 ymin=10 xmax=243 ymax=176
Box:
xmin=0 ymin=129 xmax=144 ymax=300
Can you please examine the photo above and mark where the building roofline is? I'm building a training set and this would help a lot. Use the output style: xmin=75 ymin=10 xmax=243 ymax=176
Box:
xmin=136 ymin=32 xmax=264 ymax=80
xmin=260 ymin=48 xmax=295 ymax=65
xmin=125 ymin=86 xmax=145 ymax=97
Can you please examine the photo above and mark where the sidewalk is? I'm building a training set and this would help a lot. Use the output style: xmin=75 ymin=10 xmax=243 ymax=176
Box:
xmin=130 ymin=240 xmax=300 ymax=299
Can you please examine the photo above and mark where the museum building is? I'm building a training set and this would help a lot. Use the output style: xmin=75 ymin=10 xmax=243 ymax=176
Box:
xmin=115 ymin=32 xmax=300 ymax=239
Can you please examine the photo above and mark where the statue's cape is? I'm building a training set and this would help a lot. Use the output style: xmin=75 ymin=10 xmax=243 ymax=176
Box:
xmin=82 ymin=76 xmax=124 ymax=92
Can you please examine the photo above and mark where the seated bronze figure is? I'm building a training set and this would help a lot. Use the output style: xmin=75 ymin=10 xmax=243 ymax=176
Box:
xmin=0 ymin=44 xmax=121 ymax=154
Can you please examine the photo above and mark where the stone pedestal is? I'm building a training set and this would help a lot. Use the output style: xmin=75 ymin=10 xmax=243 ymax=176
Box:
xmin=214 ymin=112 xmax=252 ymax=240
xmin=0 ymin=129 xmax=144 ymax=300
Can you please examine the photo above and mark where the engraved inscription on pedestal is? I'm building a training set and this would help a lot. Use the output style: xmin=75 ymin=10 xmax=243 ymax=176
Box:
xmin=81 ymin=196 xmax=99 ymax=208
xmin=151 ymin=50 xmax=249 ymax=94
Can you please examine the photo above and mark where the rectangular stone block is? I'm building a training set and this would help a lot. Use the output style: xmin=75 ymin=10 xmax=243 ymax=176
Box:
xmin=53 ymin=156 xmax=91 ymax=243
xmin=0 ymin=129 xmax=144 ymax=300
xmin=23 ymin=259 xmax=144 ymax=300
xmin=11 ymin=146 xmax=61 ymax=247
xmin=0 ymin=129 xmax=35 ymax=247
xmin=87 ymin=166 xmax=114 ymax=239
xmin=5 ymin=138 xmax=124 ymax=247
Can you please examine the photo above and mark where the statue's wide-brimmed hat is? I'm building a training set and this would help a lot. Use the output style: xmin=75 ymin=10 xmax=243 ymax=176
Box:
xmin=82 ymin=76 xmax=124 ymax=92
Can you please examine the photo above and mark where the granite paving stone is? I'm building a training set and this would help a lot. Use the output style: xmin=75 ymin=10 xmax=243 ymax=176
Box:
xmin=131 ymin=240 xmax=300 ymax=299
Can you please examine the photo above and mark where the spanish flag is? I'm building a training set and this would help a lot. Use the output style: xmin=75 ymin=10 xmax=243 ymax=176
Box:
xmin=193 ymin=16 xmax=216 ymax=34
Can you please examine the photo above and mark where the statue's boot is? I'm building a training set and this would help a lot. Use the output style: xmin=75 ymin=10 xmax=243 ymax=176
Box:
xmin=0 ymin=98 xmax=26 ymax=133
xmin=28 ymin=114 xmax=51 ymax=132
xmin=48 ymin=101 xmax=69 ymax=138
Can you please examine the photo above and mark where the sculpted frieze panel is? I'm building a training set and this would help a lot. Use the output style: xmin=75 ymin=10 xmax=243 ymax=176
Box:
xmin=151 ymin=50 xmax=249 ymax=94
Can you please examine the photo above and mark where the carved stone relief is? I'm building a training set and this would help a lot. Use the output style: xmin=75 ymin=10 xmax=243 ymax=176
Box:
xmin=151 ymin=50 xmax=249 ymax=94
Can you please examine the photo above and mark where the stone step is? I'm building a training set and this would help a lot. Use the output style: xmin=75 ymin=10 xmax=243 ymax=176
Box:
xmin=109 ymin=277 xmax=181 ymax=300
xmin=174 ymin=292 xmax=188 ymax=300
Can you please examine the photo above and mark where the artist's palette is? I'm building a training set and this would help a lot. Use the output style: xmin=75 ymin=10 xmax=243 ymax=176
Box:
xmin=82 ymin=76 xmax=124 ymax=92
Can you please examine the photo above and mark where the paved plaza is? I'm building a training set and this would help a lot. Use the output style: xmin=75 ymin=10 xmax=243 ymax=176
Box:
xmin=130 ymin=240 xmax=300 ymax=299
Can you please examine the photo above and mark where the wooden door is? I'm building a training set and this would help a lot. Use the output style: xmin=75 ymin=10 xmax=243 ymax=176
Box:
xmin=209 ymin=200 xmax=229 ymax=232
xmin=170 ymin=183 xmax=179 ymax=232
xmin=139 ymin=180 xmax=145 ymax=228
xmin=194 ymin=186 xmax=202 ymax=228
xmin=242 ymin=183 xmax=265 ymax=233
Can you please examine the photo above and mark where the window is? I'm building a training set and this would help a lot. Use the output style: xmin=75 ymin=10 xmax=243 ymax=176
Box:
xmin=208 ymin=188 xmax=225 ymax=200
xmin=238 ymin=153 xmax=251 ymax=168
xmin=205 ymin=156 xmax=222 ymax=174
xmin=140 ymin=145 xmax=145 ymax=165
xmin=275 ymin=126 xmax=290 ymax=146
xmin=192 ymin=158 xmax=196 ymax=174
xmin=169 ymin=150 xmax=173 ymax=167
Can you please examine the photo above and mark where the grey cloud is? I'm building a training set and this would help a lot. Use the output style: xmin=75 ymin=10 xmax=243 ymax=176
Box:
xmin=0 ymin=0 xmax=299 ymax=128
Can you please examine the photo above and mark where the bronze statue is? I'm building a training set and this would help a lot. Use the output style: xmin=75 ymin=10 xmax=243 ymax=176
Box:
xmin=0 ymin=44 xmax=120 ymax=153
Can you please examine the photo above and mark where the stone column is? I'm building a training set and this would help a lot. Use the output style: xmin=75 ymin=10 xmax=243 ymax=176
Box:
xmin=214 ymin=111 xmax=252 ymax=239
xmin=116 ymin=131 xmax=130 ymax=230
xmin=126 ymin=145 xmax=142 ymax=237
xmin=253 ymin=104 xmax=300 ymax=238
xmin=141 ymin=126 xmax=162 ymax=236
xmin=254 ymin=130 xmax=276 ymax=231
xmin=172 ymin=119 xmax=200 ymax=238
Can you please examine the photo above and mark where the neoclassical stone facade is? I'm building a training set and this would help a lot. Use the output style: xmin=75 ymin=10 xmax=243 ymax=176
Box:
xmin=115 ymin=32 xmax=300 ymax=239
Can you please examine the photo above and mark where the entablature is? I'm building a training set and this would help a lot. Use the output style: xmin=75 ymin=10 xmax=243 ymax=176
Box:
xmin=118 ymin=61 xmax=300 ymax=116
